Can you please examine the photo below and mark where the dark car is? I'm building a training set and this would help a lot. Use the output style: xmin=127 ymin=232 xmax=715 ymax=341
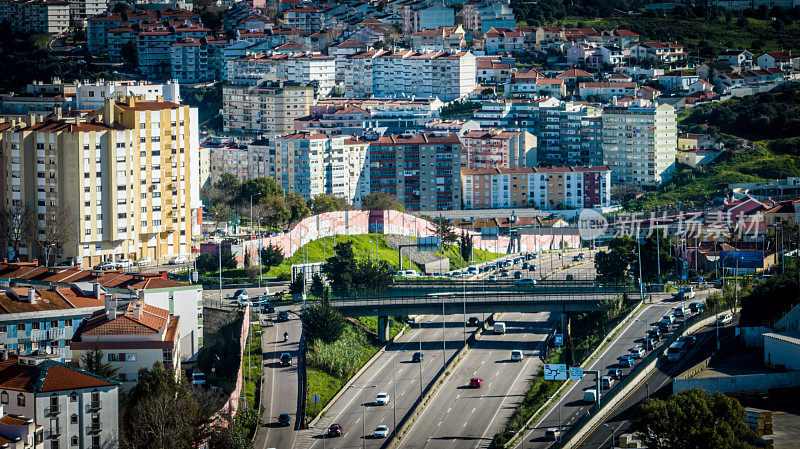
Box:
xmin=328 ymin=424 xmax=343 ymax=437
xmin=500 ymin=269 xmax=509 ymax=277
xmin=280 ymin=353 xmax=292 ymax=366
xmin=642 ymin=338 xmax=655 ymax=351
xmin=566 ymin=274 xmax=575 ymax=281
xmin=522 ymin=262 xmax=529 ymax=269
xmin=261 ymin=302 xmax=275 ymax=314
xmin=528 ymin=265 xmax=537 ymax=272
xmin=514 ymin=271 xmax=523 ymax=279
xmin=607 ymin=368 xmax=623 ymax=380
xmin=678 ymin=335 xmax=697 ymax=347
xmin=467 ymin=317 xmax=480 ymax=326
xmin=278 ymin=413 xmax=291 ymax=426
xmin=412 ymin=352 xmax=423 ymax=362
xmin=658 ymin=321 xmax=672 ymax=333
xmin=646 ymin=329 xmax=661 ymax=341
xmin=277 ymin=310 xmax=290 ymax=322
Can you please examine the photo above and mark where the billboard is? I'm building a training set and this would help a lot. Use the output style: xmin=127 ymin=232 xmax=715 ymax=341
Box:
xmin=719 ymin=251 xmax=764 ymax=269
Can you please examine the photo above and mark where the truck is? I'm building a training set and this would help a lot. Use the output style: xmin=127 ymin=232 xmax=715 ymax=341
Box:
xmin=494 ymin=322 xmax=506 ymax=335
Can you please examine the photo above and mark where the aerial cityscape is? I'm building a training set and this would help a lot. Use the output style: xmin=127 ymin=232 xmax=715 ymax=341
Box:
xmin=0 ymin=0 xmax=799 ymax=447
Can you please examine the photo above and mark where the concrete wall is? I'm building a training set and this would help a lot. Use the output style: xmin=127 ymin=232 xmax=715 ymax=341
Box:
xmin=673 ymin=371 xmax=800 ymax=395
xmin=775 ymin=303 xmax=800 ymax=333
xmin=739 ymin=326 xmax=772 ymax=348
xmin=764 ymin=334 xmax=800 ymax=371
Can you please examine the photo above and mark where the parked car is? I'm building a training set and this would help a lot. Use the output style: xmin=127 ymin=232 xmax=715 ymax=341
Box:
xmin=528 ymin=265 xmax=537 ymax=272
xmin=278 ymin=413 xmax=291 ymax=426
xmin=513 ymin=271 xmax=523 ymax=279
xmin=522 ymin=262 xmax=529 ymax=269
xmin=169 ymin=255 xmax=188 ymax=265
xmin=607 ymin=368 xmax=622 ymax=380
xmin=716 ymin=313 xmax=733 ymax=326
xmin=118 ymin=259 xmax=134 ymax=268
xmin=135 ymin=257 xmax=152 ymax=266
xmin=600 ymin=375 xmax=614 ymax=389
xmin=260 ymin=302 xmax=275 ymax=314
xmin=374 ymin=426 xmax=389 ymax=438
xmin=412 ymin=352 xmax=423 ymax=362
xmin=328 ymin=424 xmax=343 ymax=437
xmin=566 ymin=274 xmax=575 ymax=281
xmin=469 ymin=377 xmax=483 ymax=388
xmin=96 ymin=261 xmax=118 ymax=270
xmin=232 ymin=289 xmax=249 ymax=303
xmin=510 ymin=350 xmax=523 ymax=362
xmin=280 ymin=353 xmax=292 ymax=366
xmin=375 ymin=392 xmax=390 ymax=405
xmin=487 ymin=275 xmax=498 ymax=282
xmin=500 ymin=269 xmax=509 ymax=277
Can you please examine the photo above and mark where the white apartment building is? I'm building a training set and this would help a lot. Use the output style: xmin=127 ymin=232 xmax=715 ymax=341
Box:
xmin=0 ymin=97 xmax=201 ymax=268
xmin=70 ymin=299 xmax=181 ymax=388
xmin=270 ymin=133 xmax=371 ymax=207
xmin=67 ymin=0 xmax=106 ymax=21
xmin=0 ymin=285 xmax=104 ymax=361
xmin=222 ymin=82 xmax=314 ymax=136
xmin=602 ymin=102 xmax=677 ymax=186
xmin=73 ymin=79 xmax=181 ymax=110
xmin=225 ymin=52 xmax=336 ymax=96
xmin=0 ymin=0 xmax=70 ymax=34
xmin=343 ymin=50 xmax=477 ymax=101
xmin=0 ymin=349 xmax=119 ymax=449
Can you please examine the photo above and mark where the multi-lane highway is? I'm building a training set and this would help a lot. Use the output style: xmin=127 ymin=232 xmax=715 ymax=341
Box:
xmin=298 ymin=314 xmax=474 ymax=448
xmin=397 ymin=311 xmax=557 ymax=449
xmin=254 ymin=306 xmax=303 ymax=449
xmin=514 ymin=287 xmax=719 ymax=448
xmin=574 ymin=313 xmax=739 ymax=449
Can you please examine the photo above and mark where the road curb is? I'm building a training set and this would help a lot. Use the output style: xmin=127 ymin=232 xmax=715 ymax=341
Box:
xmin=306 ymin=323 xmax=409 ymax=428
xmin=504 ymin=300 xmax=644 ymax=448
xmin=562 ymin=309 xmax=732 ymax=448
xmin=385 ymin=313 xmax=499 ymax=449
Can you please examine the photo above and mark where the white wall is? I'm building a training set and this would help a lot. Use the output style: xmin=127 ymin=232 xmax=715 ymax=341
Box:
xmin=764 ymin=334 xmax=800 ymax=370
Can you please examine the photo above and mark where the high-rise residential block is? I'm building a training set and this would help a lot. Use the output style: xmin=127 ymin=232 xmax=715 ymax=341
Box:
xmin=460 ymin=129 xmax=537 ymax=169
xmin=602 ymin=102 xmax=677 ymax=186
xmin=222 ymin=82 xmax=314 ymax=137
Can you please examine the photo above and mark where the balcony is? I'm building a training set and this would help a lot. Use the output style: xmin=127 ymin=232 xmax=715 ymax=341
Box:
xmin=45 ymin=404 xmax=60 ymax=415
xmin=48 ymin=426 xmax=61 ymax=438
xmin=88 ymin=422 xmax=102 ymax=434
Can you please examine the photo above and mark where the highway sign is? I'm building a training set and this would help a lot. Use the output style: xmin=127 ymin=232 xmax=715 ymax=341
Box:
xmin=418 ymin=236 xmax=441 ymax=251
xmin=544 ymin=364 xmax=567 ymax=381
xmin=311 ymin=394 xmax=321 ymax=405
xmin=569 ymin=367 xmax=584 ymax=380
xmin=554 ymin=334 xmax=564 ymax=346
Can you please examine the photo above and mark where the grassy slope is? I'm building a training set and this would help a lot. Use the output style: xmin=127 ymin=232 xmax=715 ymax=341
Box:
xmin=554 ymin=16 xmax=800 ymax=56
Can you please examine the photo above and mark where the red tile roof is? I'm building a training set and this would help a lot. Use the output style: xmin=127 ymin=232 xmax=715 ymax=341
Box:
xmin=0 ymin=355 xmax=115 ymax=393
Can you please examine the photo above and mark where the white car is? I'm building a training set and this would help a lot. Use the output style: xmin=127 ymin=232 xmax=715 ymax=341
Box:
xmin=117 ymin=259 xmax=134 ymax=268
xmin=169 ymin=255 xmax=188 ymax=265
xmin=374 ymin=425 xmax=389 ymax=438
xmin=716 ymin=313 xmax=733 ymax=326
xmin=662 ymin=314 xmax=675 ymax=324
xmin=629 ymin=346 xmax=645 ymax=359
xmin=135 ymin=257 xmax=152 ymax=266
xmin=487 ymin=275 xmax=497 ymax=282
xmin=375 ymin=393 xmax=390 ymax=405
xmin=97 ymin=261 xmax=118 ymax=270
xmin=510 ymin=350 xmax=523 ymax=362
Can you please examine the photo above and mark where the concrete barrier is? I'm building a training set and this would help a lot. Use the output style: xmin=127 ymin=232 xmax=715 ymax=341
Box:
xmin=676 ymin=356 xmax=712 ymax=380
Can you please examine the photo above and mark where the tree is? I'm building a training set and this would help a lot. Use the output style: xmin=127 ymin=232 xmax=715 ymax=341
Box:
xmin=641 ymin=230 xmax=674 ymax=282
xmin=459 ymin=231 xmax=473 ymax=262
xmin=309 ymin=273 xmax=325 ymax=298
xmin=352 ymin=259 xmax=394 ymax=293
xmin=288 ymin=273 xmax=304 ymax=295
xmin=594 ymin=235 xmax=638 ymax=282
xmin=27 ymin=205 xmax=76 ymax=266
xmin=0 ymin=205 xmax=35 ymax=261
xmin=195 ymin=250 xmax=236 ymax=273
xmin=429 ymin=215 xmax=458 ymax=246
xmin=260 ymin=244 xmax=284 ymax=269
xmin=285 ymin=193 xmax=311 ymax=224
xmin=303 ymin=301 xmax=345 ymax=344
xmin=121 ymin=41 xmax=137 ymax=68
xmin=633 ymin=388 xmax=756 ymax=449
xmin=322 ymin=241 xmax=357 ymax=293
xmin=310 ymin=194 xmax=344 ymax=214
xmin=238 ymin=177 xmax=282 ymax=205
xmin=207 ymin=202 xmax=232 ymax=230
xmin=261 ymin=195 xmax=290 ymax=230
xmin=80 ymin=346 xmax=118 ymax=380
xmin=214 ymin=173 xmax=241 ymax=201
xmin=362 ymin=192 xmax=404 ymax=212
xmin=121 ymin=362 xmax=211 ymax=449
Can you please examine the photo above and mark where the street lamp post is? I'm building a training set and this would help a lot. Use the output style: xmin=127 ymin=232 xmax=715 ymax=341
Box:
xmin=215 ymin=237 xmax=223 ymax=307
xmin=547 ymin=394 xmax=562 ymax=443
xmin=603 ymin=423 xmax=616 ymax=449
xmin=442 ymin=298 xmax=447 ymax=371
xmin=384 ymin=348 xmax=406 ymax=440
xmin=418 ymin=319 xmax=426 ymax=396
xmin=349 ymin=384 xmax=377 ymax=449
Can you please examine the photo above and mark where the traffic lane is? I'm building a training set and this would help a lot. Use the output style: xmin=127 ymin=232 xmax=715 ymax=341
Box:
xmin=398 ymin=312 xmax=555 ymax=449
xmin=473 ymin=249 xmax=584 ymax=280
xmin=256 ymin=307 xmax=303 ymax=449
xmin=522 ymin=299 xmax=679 ymax=448
xmin=305 ymin=315 xmax=472 ymax=449
xmin=576 ymin=316 xmax=740 ymax=449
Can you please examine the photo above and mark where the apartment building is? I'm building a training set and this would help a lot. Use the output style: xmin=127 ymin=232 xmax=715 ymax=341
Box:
xmin=209 ymin=139 xmax=251 ymax=183
xmin=0 ymin=97 xmax=201 ymax=267
xmin=408 ymin=25 xmax=466 ymax=52
xmin=369 ymin=133 xmax=462 ymax=211
xmin=402 ymin=1 xmax=454 ymax=34
xmin=283 ymin=5 xmax=325 ymax=33
xmin=0 ymin=284 xmax=104 ymax=361
xmin=222 ymin=82 xmax=314 ymax=136
xmin=0 ymin=0 xmax=69 ymax=34
xmin=462 ymin=0 xmax=515 ymax=34
xmin=343 ymin=50 xmax=477 ymax=101
xmin=137 ymin=23 xmax=213 ymax=75
xmin=301 ymin=98 xmax=445 ymax=135
xmin=0 ymin=410 xmax=40 ymax=449
xmin=460 ymin=166 xmax=611 ymax=210
xmin=269 ymin=133 xmax=371 ymax=206
xmin=602 ymin=102 xmax=677 ymax=186
xmin=630 ymin=41 xmax=686 ymax=65
xmin=460 ymin=129 xmax=536 ymax=169
xmin=0 ymin=349 xmax=119 ymax=449
xmin=68 ymin=0 xmax=106 ymax=21
xmin=473 ymin=98 xmax=604 ymax=167
xmin=170 ymin=37 xmax=228 ymax=83
xmin=483 ymin=26 xmax=535 ymax=54
xmin=70 ymin=299 xmax=180 ymax=388
xmin=578 ymin=81 xmax=637 ymax=100
xmin=86 ymin=9 xmax=202 ymax=58
xmin=225 ymin=52 xmax=336 ymax=95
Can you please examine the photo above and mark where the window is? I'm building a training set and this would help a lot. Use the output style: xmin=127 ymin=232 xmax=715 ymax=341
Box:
xmin=71 ymin=436 xmax=78 ymax=446
xmin=0 ymin=325 xmax=6 ymax=333
xmin=65 ymin=319 xmax=72 ymax=327
xmin=125 ymin=353 xmax=136 ymax=362
xmin=17 ymin=393 xmax=25 ymax=407
xmin=70 ymin=414 xmax=78 ymax=424
xmin=51 ymin=441 xmax=59 ymax=449
xmin=50 ymin=320 xmax=59 ymax=328
xmin=70 ymin=392 xmax=78 ymax=402
xmin=17 ymin=323 xmax=24 ymax=331
xmin=1 ymin=391 xmax=7 ymax=404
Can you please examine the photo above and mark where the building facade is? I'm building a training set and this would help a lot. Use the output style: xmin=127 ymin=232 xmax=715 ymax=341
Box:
xmin=459 ymin=129 xmax=536 ymax=169
xmin=221 ymin=82 xmax=314 ymax=136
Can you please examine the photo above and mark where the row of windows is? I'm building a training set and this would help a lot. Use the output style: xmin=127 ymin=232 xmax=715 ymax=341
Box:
xmin=0 ymin=320 xmax=73 ymax=333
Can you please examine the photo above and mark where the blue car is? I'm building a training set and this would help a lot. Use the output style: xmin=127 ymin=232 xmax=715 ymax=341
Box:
xmin=618 ymin=355 xmax=634 ymax=368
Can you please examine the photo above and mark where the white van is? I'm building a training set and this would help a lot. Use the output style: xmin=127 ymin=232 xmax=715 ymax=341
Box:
xmin=666 ymin=341 xmax=687 ymax=362
xmin=583 ymin=390 xmax=597 ymax=403
xmin=403 ymin=270 xmax=420 ymax=277
xmin=494 ymin=322 xmax=506 ymax=335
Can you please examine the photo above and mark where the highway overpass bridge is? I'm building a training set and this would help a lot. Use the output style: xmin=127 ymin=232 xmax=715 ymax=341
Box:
xmin=328 ymin=279 xmax=638 ymax=340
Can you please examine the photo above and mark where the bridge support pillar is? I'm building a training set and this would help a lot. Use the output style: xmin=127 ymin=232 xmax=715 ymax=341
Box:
xmin=377 ymin=316 xmax=390 ymax=343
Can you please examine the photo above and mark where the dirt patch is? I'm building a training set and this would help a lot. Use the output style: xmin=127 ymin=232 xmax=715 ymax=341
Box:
xmin=203 ymin=307 xmax=238 ymax=339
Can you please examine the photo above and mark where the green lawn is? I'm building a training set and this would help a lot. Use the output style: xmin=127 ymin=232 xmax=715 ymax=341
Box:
xmin=358 ymin=316 xmax=407 ymax=341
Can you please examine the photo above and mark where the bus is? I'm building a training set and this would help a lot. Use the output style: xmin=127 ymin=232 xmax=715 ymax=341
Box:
xmin=666 ymin=341 xmax=687 ymax=362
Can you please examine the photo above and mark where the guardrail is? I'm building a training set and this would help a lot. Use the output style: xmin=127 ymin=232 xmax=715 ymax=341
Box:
xmin=552 ymin=307 xmax=719 ymax=448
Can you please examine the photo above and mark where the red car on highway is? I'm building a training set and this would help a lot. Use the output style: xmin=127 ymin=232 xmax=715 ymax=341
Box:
xmin=469 ymin=377 xmax=483 ymax=388
xmin=328 ymin=424 xmax=343 ymax=437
